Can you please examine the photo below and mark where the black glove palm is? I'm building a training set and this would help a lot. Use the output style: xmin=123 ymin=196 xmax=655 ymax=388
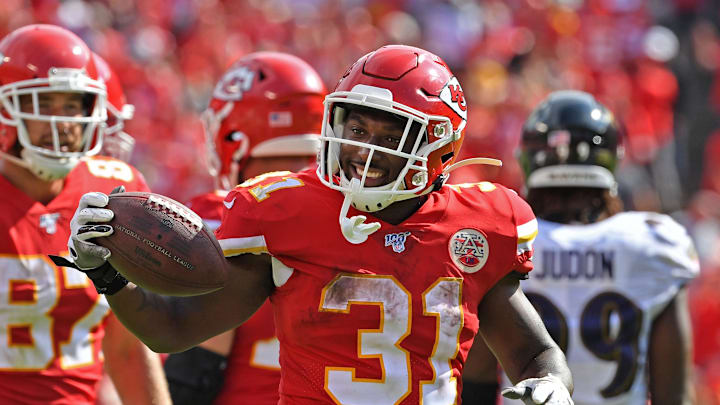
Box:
xmin=48 ymin=255 xmax=128 ymax=295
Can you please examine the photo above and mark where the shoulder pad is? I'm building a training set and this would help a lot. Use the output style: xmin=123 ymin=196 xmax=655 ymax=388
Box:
xmin=626 ymin=212 xmax=700 ymax=281
xmin=643 ymin=212 xmax=689 ymax=246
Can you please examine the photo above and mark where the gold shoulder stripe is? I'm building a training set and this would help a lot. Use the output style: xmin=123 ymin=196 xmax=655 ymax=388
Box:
xmin=219 ymin=236 xmax=268 ymax=257
xmin=447 ymin=182 xmax=497 ymax=193
xmin=223 ymin=247 xmax=269 ymax=256
xmin=478 ymin=181 xmax=496 ymax=192
xmin=517 ymin=218 xmax=538 ymax=245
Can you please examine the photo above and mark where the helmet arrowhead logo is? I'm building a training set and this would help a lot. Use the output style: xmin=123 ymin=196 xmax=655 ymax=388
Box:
xmin=439 ymin=77 xmax=467 ymax=120
xmin=213 ymin=66 xmax=255 ymax=101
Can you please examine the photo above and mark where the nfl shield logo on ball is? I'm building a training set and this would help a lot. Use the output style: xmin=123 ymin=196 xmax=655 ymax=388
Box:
xmin=449 ymin=229 xmax=489 ymax=273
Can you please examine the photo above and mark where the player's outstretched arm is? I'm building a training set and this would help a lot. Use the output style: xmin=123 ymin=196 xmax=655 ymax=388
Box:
xmin=107 ymin=253 xmax=274 ymax=353
xmin=102 ymin=314 xmax=171 ymax=405
xmin=57 ymin=190 xmax=275 ymax=352
xmin=477 ymin=273 xmax=573 ymax=404
xmin=649 ymin=287 xmax=696 ymax=405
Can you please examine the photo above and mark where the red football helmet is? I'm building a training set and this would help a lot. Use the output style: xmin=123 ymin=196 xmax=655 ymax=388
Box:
xmin=0 ymin=24 xmax=107 ymax=180
xmin=202 ymin=52 xmax=326 ymax=189
xmin=317 ymin=45 xmax=468 ymax=213
xmin=94 ymin=52 xmax=135 ymax=162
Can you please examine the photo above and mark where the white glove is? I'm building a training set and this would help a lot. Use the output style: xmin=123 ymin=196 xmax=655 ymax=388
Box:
xmin=67 ymin=188 xmax=120 ymax=270
xmin=502 ymin=374 xmax=574 ymax=405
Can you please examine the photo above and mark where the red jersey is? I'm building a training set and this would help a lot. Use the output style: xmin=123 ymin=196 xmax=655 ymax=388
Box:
xmin=187 ymin=190 xmax=281 ymax=405
xmin=0 ymin=157 xmax=149 ymax=405
xmin=215 ymin=169 xmax=537 ymax=405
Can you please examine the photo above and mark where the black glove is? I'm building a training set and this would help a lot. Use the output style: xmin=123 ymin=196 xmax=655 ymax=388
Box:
xmin=49 ymin=255 xmax=128 ymax=295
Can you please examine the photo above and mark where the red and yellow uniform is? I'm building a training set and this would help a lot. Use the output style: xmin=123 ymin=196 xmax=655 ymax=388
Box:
xmin=0 ymin=157 xmax=148 ymax=404
xmin=187 ymin=190 xmax=281 ymax=405
xmin=216 ymin=169 xmax=537 ymax=404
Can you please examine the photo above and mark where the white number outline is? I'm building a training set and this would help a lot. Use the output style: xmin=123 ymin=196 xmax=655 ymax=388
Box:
xmin=319 ymin=274 xmax=464 ymax=405
xmin=0 ymin=254 xmax=108 ymax=371
xmin=420 ymin=278 xmax=463 ymax=403
xmin=250 ymin=336 xmax=281 ymax=371
xmin=85 ymin=158 xmax=134 ymax=182
xmin=238 ymin=171 xmax=305 ymax=202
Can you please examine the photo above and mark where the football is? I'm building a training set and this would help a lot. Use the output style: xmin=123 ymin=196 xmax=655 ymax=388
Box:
xmin=96 ymin=191 xmax=228 ymax=296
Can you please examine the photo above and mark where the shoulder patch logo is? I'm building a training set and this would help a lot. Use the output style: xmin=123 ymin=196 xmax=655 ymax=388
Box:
xmin=39 ymin=213 xmax=60 ymax=235
xmin=449 ymin=228 xmax=489 ymax=273
xmin=385 ymin=231 xmax=411 ymax=253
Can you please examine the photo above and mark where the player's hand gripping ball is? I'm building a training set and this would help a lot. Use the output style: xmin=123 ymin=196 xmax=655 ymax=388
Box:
xmin=96 ymin=191 xmax=228 ymax=296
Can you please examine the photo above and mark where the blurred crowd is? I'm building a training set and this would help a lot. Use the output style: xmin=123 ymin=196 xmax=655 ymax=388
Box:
xmin=2 ymin=0 xmax=720 ymax=402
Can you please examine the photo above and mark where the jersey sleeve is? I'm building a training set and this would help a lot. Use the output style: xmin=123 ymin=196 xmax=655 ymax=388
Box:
xmin=215 ymin=171 xmax=314 ymax=262
xmin=503 ymin=188 xmax=537 ymax=274
xmin=215 ymin=186 xmax=269 ymax=259
xmin=641 ymin=213 xmax=700 ymax=287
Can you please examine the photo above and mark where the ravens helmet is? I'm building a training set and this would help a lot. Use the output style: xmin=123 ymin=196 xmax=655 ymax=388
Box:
xmin=520 ymin=90 xmax=623 ymax=190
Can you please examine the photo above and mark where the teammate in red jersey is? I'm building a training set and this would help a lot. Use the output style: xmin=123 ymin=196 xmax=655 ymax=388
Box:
xmin=0 ymin=24 xmax=170 ymax=404
xmin=65 ymin=45 xmax=573 ymax=404
xmin=163 ymin=51 xmax=326 ymax=405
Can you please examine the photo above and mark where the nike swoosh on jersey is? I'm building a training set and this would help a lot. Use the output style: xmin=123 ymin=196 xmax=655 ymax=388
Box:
xmin=223 ymin=197 xmax=236 ymax=210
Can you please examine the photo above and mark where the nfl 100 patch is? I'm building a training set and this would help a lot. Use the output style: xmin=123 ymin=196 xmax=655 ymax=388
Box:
xmin=384 ymin=231 xmax=411 ymax=253
xmin=448 ymin=228 xmax=489 ymax=273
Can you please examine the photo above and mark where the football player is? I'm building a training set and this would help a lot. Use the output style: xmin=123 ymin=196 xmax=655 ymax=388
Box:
xmin=465 ymin=90 xmax=698 ymax=405
xmin=63 ymin=45 xmax=574 ymax=404
xmin=163 ymin=51 xmax=326 ymax=405
xmin=0 ymin=24 xmax=170 ymax=404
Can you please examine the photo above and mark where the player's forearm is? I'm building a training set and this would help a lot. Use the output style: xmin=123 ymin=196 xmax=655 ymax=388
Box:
xmin=516 ymin=345 xmax=573 ymax=394
xmin=106 ymin=339 xmax=171 ymax=405
xmin=107 ymin=283 xmax=213 ymax=352
xmin=106 ymin=254 xmax=273 ymax=352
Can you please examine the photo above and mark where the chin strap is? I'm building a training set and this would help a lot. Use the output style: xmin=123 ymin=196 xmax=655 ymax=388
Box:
xmin=0 ymin=149 xmax=29 ymax=168
xmin=0 ymin=149 xmax=83 ymax=181
xmin=339 ymin=178 xmax=381 ymax=244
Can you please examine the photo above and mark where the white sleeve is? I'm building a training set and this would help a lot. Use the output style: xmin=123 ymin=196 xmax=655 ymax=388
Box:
xmin=626 ymin=213 xmax=699 ymax=318
xmin=643 ymin=213 xmax=700 ymax=284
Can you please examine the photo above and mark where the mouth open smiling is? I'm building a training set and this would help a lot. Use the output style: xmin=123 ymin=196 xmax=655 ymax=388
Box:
xmin=349 ymin=161 xmax=388 ymax=187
